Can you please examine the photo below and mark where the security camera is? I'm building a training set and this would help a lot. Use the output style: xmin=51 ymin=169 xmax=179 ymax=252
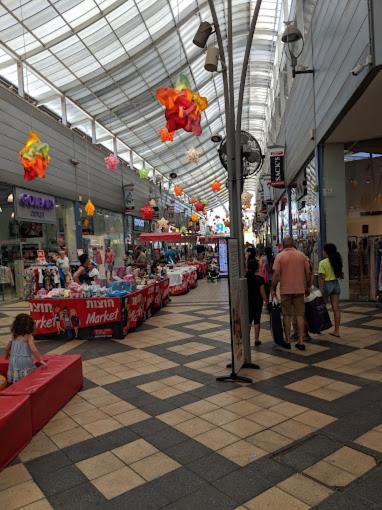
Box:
xmin=211 ymin=133 xmax=222 ymax=143
xmin=351 ymin=55 xmax=372 ymax=76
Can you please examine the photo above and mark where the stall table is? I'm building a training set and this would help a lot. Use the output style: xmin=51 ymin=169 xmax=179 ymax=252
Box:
xmin=168 ymin=266 xmax=198 ymax=295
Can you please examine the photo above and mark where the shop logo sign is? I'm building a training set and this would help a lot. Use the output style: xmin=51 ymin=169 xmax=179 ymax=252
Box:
xmin=270 ymin=146 xmax=285 ymax=189
xmin=19 ymin=193 xmax=54 ymax=210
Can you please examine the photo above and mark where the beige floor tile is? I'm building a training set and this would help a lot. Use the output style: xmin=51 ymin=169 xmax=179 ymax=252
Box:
xmin=114 ymin=409 xmax=150 ymax=426
xmin=151 ymin=387 xmax=183 ymax=399
xmin=356 ymin=429 xmax=382 ymax=453
xmin=247 ymin=394 xmax=281 ymax=408
xmin=304 ymin=460 xmax=356 ymax=487
xmin=222 ymin=418 xmax=265 ymax=438
xmin=76 ymin=452 xmax=125 ymax=480
xmin=113 ymin=439 xmax=158 ymax=464
xmin=184 ymin=321 xmax=220 ymax=331
xmin=50 ymin=426 xmax=92 ymax=449
xmin=218 ymin=440 xmax=266 ymax=466
xmin=182 ymin=400 xmax=220 ymax=415
xmin=102 ymin=401 xmax=136 ymax=416
xmin=130 ymin=452 xmax=180 ymax=481
xmin=247 ymin=429 xmax=292 ymax=453
xmin=286 ymin=380 xmax=318 ymax=393
xmin=244 ymin=486 xmax=309 ymax=510
xmin=206 ymin=392 xmax=242 ymax=407
xmin=324 ymin=446 xmax=376 ymax=476
xmin=247 ymin=409 xmax=286 ymax=428
xmin=157 ymin=409 xmax=194 ymax=426
xmin=20 ymin=499 xmax=52 ymax=510
xmin=62 ymin=399 xmax=96 ymax=416
xmin=83 ymin=417 xmax=122 ymax=437
xmin=325 ymin=381 xmax=360 ymax=394
xmin=278 ymin=474 xmax=333 ymax=507
xmin=174 ymin=380 xmax=203 ymax=392
xmin=92 ymin=466 xmax=145 ymax=500
xmin=0 ymin=464 xmax=31 ymax=491
xmin=0 ymin=480 xmax=44 ymax=510
xmin=160 ymin=375 xmax=189 ymax=386
xmin=309 ymin=388 xmax=344 ymax=401
xmin=195 ymin=427 xmax=239 ymax=450
xmin=269 ymin=402 xmax=307 ymax=418
xmin=226 ymin=387 xmax=261 ymax=400
xmin=174 ymin=417 xmax=215 ymax=437
xmin=271 ymin=419 xmax=315 ymax=440
xmin=202 ymin=408 xmax=241 ymax=426
xmin=294 ymin=410 xmax=337 ymax=428
xmin=42 ymin=415 xmax=78 ymax=437
xmin=71 ymin=408 xmax=110 ymax=426
xmin=19 ymin=432 xmax=58 ymax=462
xmin=225 ymin=401 xmax=262 ymax=417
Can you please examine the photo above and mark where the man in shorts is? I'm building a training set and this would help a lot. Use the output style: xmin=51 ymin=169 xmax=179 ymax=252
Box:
xmin=271 ymin=237 xmax=310 ymax=350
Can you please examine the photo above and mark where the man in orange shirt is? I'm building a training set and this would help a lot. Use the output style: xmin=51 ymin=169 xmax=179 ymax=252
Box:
xmin=271 ymin=237 xmax=310 ymax=350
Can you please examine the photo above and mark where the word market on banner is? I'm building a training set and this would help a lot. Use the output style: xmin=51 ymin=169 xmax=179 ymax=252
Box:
xmin=270 ymin=146 xmax=285 ymax=189
xmin=30 ymin=297 xmax=121 ymax=335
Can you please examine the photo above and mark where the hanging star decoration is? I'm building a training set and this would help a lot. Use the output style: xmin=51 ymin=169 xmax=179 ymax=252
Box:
xmin=201 ymin=199 xmax=208 ymax=206
xmin=140 ymin=204 xmax=155 ymax=220
xmin=194 ymin=200 xmax=205 ymax=212
xmin=156 ymin=74 xmax=208 ymax=142
xmin=157 ymin=217 xmax=169 ymax=229
xmin=186 ymin=147 xmax=201 ymax=163
xmin=85 ymin=199 xmax=95 ymax=216
xmin=180 ymin=226 xmax=188 ymax=234
xmin=191 ymin=213 xmax=199 ymax=222
xmin=19 ymin=131 xmax=51 ymax=181
xmin=211 ymin=180 xmax=221 ymax=192
xmin=174 ymin=184 xmax=183 ymax=197
xmin=104 ymin=154 xmax=119 ymax=171
xmin=138 ymin=167 xmax=149 ymax=180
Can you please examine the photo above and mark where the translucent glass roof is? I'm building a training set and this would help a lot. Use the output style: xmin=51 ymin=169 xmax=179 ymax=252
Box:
xmin=0 ymin=0 xmax=282 ymax=208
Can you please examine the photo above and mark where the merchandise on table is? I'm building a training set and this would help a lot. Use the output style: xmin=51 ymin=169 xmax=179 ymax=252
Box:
xmin=167 ymin=265 xmax=198 ymax=295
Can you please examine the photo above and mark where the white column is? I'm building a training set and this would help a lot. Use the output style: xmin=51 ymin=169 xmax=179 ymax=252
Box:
xmin=322 ymin=143 xmax=349 ymax=299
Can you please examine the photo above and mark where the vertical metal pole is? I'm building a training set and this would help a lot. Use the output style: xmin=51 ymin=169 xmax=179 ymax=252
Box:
xmin=61 ymin=96 xmax=67 ymax=126
xmin=17 ymin=61 xmax=25 ymax=97
xmin=113 ymin=137 xmax=118 ymax=157
xmin=91 ymin=120 xmax=97 ymax=144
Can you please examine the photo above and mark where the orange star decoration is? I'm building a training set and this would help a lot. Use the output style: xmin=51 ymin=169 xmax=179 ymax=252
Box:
xmin=85 ymin=199 xmax=95 ymax=216
xmin=191 ymin=213 xmax=199 ymax=222
xmin=174 ymin=184 xmax=183 ymax=197
xmin=19 ymin=130 xmax=51 ymax=181
xmin=210 ymin=180 xmax=222 ymax=192
xmin=156 ymin=74 xmax=208 ymax=142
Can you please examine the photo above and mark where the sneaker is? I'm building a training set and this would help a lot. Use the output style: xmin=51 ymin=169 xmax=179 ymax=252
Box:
xmin=295 ymin=343 xmax=306 ymax=351
xmin=254 ymin=340 xmax=262 ymax=346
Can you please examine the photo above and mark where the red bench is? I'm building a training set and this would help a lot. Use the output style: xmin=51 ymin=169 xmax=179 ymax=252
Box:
xmin=0 ymin=355 xmax=83 ymax=434
xmin=0 ymin=395 xmax=32 ymax=471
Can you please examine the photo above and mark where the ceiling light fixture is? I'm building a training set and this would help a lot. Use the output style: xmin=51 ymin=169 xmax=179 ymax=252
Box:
xmin=281 ymin=21 xmax=314 ymax=78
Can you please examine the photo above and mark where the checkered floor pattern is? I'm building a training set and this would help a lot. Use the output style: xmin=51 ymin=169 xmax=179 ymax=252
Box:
xmin=1 ymin=280 xmax=382 ymax=509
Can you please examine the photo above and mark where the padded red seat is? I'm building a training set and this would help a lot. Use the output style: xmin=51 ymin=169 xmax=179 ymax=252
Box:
xmin=0 ymin=354 xmax=83 ymax=434
xmin=0 ymin=395 xmax=32 ymax=471
xmin=0 ymin=358 xmax=7 ymax=379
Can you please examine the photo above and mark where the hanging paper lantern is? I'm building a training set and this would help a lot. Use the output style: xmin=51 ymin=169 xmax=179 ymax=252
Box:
xmin=211 ymin=180 xmax=221 ymax=192
xmin=194 ymin=200 xmax=205 ymax=212
xmin=224 ymin=219 xmax=231 ymax=227
xmin=157 ymin=217 xmax=169 ymax=229
xmin=140 ymin=204 xmax=155 ymax=220
xmin=156 ymin=74 xmax=208 ymax=142
xmin=174 ymin=184 xmax=183 ymax=197
xmin=186 ymin=147 xmax=201 ymax=163
xmin=201 ymin=199 xmax=208 ymax=206
xmin=180 ymin=226 xmax=188 ymax=234
xmin=85 ymin=199 xmax=95 ymax=216
xmin=138 ymin=168 xmax=149 ymax=179
xmin=191 ymin=213 xmax=199 ymax=222
xmin=19 ymin=131 xmax=50 ymax=181
xmin=191 ymin=197 xmax=197 ymax=204
xmin=149 ymin=198 xmax=157 ymax=208
xmin=104 ymin=154 xmax=119 ymax=171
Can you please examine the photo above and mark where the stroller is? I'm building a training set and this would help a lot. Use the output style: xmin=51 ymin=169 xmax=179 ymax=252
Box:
xmin=207 ymin=259 xmax=220 ymax=282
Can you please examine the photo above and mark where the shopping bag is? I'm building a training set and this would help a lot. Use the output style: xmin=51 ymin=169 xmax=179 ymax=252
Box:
xmin=305 ymin=289 xmax=332 ymax=334
xmin=269 ymin=299 xmax=285 ymax=345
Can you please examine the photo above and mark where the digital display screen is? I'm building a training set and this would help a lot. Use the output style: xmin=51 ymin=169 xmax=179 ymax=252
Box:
xmin=133 ymin=217 xmax=145 ymax=231
xmin=218 ymin=239 xmax=228 ymax=276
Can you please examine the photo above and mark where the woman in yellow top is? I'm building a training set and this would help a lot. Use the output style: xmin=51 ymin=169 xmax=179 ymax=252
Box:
xmin=319 ymin=243 xmax=343 ymax=338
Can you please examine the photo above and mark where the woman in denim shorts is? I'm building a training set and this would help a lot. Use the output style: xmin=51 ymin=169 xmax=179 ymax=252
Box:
xmin=319 ymin=244 xmax=343 ymax=338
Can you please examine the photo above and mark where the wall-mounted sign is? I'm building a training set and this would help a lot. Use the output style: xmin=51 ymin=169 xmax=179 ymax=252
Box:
xmin=270 ymin=146 xmax=285 ymax=188
xmin=123 ymin=184 xmax=134 ymax=212
xmin=15 ymin=187 xmax=56 ymax=224
xmin=133 ymin=217 xmax=145 ymax=231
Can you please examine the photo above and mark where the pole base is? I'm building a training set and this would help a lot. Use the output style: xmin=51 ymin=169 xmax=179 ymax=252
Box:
xmin=226 ymin=362 xmax=260 ymax=370
xmin=216 ymin=373 xmax=252 ymax=383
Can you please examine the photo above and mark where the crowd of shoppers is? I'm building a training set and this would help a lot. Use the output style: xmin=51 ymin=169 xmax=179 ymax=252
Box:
xmin=246 ymin=238 xmax=343 ymax=350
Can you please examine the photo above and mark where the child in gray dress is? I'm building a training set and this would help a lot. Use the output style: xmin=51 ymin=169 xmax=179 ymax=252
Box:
xmin=4 ymin=314 xmax=46 ymax=384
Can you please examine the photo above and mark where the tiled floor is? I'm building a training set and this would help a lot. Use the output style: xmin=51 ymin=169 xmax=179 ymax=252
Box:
xmin=1 ymin=280 xmax=382 ymax=509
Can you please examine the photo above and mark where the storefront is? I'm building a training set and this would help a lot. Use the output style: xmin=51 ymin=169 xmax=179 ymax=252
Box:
xmin=0 ymin=185 xmax=77 ymax=301
xmin=81 ymin=206 xmax=125 ymax=278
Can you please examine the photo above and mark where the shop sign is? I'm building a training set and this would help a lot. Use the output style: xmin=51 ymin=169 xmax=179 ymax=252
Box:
xmin=270 ymin=146 xmax=285 ymax=188
xmin=30 ymin=297 xmax=121 ymax=335
xmin=133 ymin=217 xmax=145 ymax=231
xmin=123 ymin=184 xmax=135 ymax=212
xmin=15 ymin=187 xmax=56 ymax=224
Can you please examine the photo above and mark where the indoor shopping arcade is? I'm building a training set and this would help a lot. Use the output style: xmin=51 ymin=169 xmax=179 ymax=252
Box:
xmin=1 ymin=0 xmax=382 ymax=508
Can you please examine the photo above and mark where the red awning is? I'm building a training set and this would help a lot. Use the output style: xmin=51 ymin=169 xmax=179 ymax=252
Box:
xmin=138 ymin=232 xmax=182 ymax=243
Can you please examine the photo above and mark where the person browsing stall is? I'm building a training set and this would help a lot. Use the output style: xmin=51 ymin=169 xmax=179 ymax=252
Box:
xmin=73 ymin=253 xmax=93 ymax=284
xmin=134 ymin=246 xmax=147 ymax=269
xmin=4 ymin=314 xmax=46 ymax=384
xmin=271 ymin=237 xmax=310 ymax=350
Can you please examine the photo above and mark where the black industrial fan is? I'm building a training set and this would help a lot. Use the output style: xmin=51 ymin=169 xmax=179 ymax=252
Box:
xmin=218 ymin=130 xmax=263 ymax=178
